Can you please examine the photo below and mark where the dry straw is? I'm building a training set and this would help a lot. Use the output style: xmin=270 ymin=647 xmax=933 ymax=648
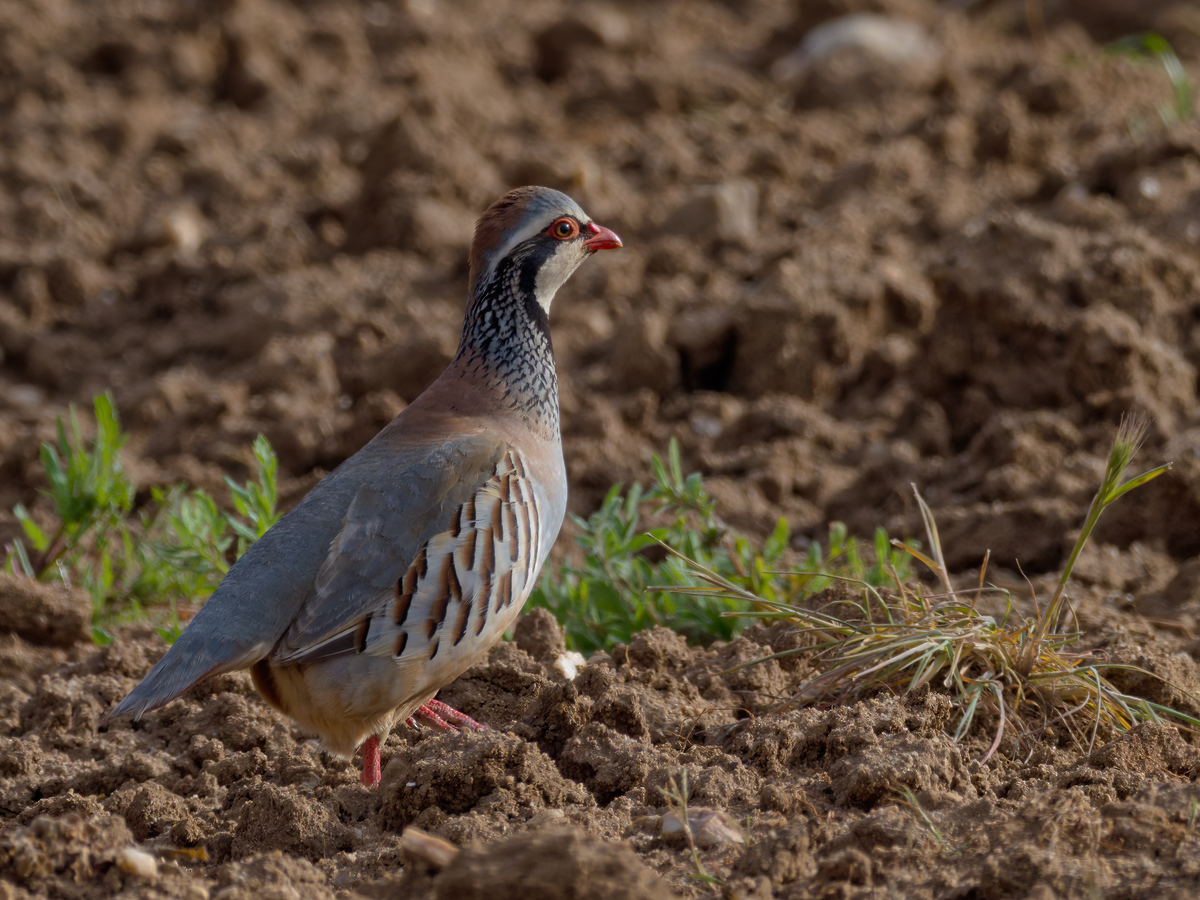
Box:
xmin=663 ymin=416 xmax=1200 ymax=761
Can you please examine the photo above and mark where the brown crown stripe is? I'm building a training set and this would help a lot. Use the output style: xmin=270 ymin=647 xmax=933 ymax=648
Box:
xmin=428 ymin=638 xmax=440 ymax=661
xmin=353 ymin=617 xmax=371 ymax=654
xmin=394 ymin=566 xmax=418 ymax=625
xmin=393 ymin=631 xmax=408 ymax=659
xmin=494 ymin=569 xmax=512 ymax=615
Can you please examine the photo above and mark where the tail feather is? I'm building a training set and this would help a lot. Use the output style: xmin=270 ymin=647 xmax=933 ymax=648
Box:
xmin=104 ymin=646 xmax=216 ymax=722
xmin=103 ymin=621 xmax=271 ymax=722
xmin=103 ymin=467 xmax=346 ymax=724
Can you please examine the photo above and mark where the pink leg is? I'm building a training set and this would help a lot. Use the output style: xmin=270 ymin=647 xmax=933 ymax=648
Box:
xmin=405 ymin=699 xmax=487 ymax=732
xmin=360 ymin=734 xmax=382 ymax=789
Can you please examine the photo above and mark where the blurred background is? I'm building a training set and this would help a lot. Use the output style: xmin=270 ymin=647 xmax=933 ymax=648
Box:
xmin=2 ymin=0 xmax=1199 ymax=583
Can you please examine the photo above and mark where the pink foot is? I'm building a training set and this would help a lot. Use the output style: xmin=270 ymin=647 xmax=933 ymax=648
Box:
xmin=360 ymin=734 xmax=382 ymax=789
xmin=405 ymin=699 xmax=487 ymax=732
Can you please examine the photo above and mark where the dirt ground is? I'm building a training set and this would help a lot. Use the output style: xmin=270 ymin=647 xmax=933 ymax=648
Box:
xmin=4 ymin=0 xmax=1200 ymax=897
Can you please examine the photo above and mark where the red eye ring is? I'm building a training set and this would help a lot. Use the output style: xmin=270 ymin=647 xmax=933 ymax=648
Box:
xmin=548 ymin=218 xmax=579 ymax=240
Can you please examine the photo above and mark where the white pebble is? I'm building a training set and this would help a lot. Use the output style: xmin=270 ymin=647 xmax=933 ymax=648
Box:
xmin=773 ymin=14 xmax=939 ymax=81
xmin=552 ymin=651 xmax=588 ymax=680
xmin=400 ymin=826 xmax=459 ymax=870
xmin=662 ymin=808 xmax=745 ymax=848
xmin=117 ymin=847 xmax=158 ymax=879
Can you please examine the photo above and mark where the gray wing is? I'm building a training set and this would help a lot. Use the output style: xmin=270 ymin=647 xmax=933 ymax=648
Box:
xmin=273 ymin=434 xmax=509 ymax=661
xmin=275 ymin=444 xmax=550 ymax=671
xmin=106 ymin=429 xmax=506 ymax=721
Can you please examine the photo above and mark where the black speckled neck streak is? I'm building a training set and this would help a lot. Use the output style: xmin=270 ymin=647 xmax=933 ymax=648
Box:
xmin=454 ymin=255 xmax=559 ymax=439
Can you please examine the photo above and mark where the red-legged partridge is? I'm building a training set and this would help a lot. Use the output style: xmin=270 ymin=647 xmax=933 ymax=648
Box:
xmin=107 ymin=186 xmax=622 ymax=788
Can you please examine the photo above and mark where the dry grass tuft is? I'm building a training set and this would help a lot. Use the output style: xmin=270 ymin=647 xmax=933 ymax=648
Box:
xmin=665 ymin=416 xmax=1199 ymax=760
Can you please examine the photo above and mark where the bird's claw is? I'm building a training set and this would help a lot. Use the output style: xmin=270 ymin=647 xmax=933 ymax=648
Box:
xmin=407 ymin=699 xmax=487 ymax=732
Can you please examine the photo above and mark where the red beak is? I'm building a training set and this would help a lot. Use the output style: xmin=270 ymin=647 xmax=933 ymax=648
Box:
xmin=582 ymin=222 xmax=623 ymax=252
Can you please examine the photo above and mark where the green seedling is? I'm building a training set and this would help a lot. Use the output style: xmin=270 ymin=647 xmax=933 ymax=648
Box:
xmin=530 ymin=438 xmax=913 ymax=652
xmin=1108 ymin=33 xmax=1194 ymax=124
xmin=4 ymin=394 xmax=281 ymax=642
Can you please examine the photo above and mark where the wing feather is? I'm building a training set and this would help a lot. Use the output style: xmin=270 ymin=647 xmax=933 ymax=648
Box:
xmin=279 ymin=446 xmax=547 ymax=674
xmin=276 ymin=434 xmax=508 ymax=662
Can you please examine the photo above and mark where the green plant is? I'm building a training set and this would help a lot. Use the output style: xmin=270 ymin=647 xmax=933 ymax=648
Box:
xmin=8 ymin=397 xmax=911 ymax=662
xmin=4 ymin=394 xmax=281 ymax=642
xmin=9 ymin=392 xmax=133 ymax=582
xmin=665 ymin=416 xmax=1200 ymax=760
xmin=529 ymin=439 xmax=913 ymax=652
xmin=1108 ymin=33 xmax=1194 ymax=125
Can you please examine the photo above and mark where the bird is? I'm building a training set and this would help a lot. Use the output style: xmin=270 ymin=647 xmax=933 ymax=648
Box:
xmin=106 ymin=186 xmax=622 ymax=788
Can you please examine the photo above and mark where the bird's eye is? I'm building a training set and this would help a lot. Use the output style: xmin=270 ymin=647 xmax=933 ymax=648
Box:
xmin=548 ymin=218 xmax=578 ymax=240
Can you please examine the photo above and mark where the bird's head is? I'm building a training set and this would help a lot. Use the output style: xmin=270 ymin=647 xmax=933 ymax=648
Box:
xmin=468 ymin=186 xmax=622 ymax=311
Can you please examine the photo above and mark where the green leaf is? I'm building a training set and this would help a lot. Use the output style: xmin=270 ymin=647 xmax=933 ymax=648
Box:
xmin=5 ymin=394 xmax=291 ymax=644
xmin=764 ymin=517 xmax=790 ymax=561
xmin=13 ymin=504 xmax=49 ymax=551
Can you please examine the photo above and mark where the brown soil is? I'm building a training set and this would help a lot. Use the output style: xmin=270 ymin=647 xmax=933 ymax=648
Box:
xmin=4 ymin=0 xmax=1200 ymax=897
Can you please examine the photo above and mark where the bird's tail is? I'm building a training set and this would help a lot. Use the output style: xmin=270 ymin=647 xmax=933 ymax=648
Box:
xmin=103 ymin=615 xmax=269 ymax=722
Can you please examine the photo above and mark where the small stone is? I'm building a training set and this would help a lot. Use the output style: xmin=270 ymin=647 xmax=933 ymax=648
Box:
xmin=662 ymin=181 xmax=757 ymax=245
xmin=117 ymin=847 xmax=158 ymax=879
xmin=4 ymin=384 xmax=44 ymax=409
xmin=138 ymin=203 xmax=208 ymax=255
xmin=528 ymin=809 xmax=566 ymax=828
xmin=772 ymin=14 xmax=939 ymax=81
xmin=661 ymin=807 xmax=744 ymax=848
xmin=163 ymin=205 xmax=207 ymax=254
xmin=401 ymin=826 xmax=459 ymax=870
xmin=552 ymin=651 xmax=587 ymax=680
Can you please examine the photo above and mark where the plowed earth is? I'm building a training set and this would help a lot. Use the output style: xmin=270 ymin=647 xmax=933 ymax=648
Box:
xmin=4 ymin=0 xmax=1200 ymax=897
